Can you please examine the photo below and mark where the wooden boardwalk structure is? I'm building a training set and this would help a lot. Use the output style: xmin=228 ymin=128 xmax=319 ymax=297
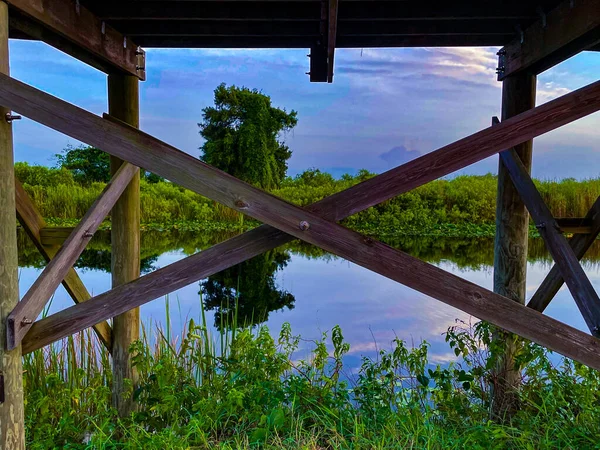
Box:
xmin=1 ymin=0 xmax=600 ymax=445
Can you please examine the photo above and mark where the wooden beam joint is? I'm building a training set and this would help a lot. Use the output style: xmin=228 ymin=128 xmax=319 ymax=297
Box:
xmin=500 ymin=147 xmax=600 ymax=336
xmin=497 ymin=0 xmax=600 ymax=80
xmin=6 ymin=0 xmax=145 ymax=80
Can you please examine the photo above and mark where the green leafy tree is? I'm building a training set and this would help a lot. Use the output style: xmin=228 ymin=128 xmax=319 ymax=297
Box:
xmin=199 ymin=83 xmax=298 ymax=189
xmin=55 ymin=145 xmax=164 ymax=184
xmin=55 ymin=145 xmax=110 ymax=184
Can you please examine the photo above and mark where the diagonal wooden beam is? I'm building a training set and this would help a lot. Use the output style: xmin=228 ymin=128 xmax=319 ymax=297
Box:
xmin=500 ymin=149 xmax=600 ymax=336
xmin=9 ymin=163 xmax=138 ymax=348
xmin=14 ymin=180 xmax=112 ymax=350
xmin=528 ymin=196 xmax=600 ymax=312
xmin=327 ymin=0 xmax=338 ymax=83
xmin=498 ymin=0 xmax=600 ymax=80
xmin=1 ymin=73 xmax=600 ymax=226
xmin=21 ymin=190 xmax=600 ymax=369
xmin=3 ymin=74 xmax=600 ymax=364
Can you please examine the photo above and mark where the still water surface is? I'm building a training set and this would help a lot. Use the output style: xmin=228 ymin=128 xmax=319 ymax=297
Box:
xmin=17 ymin=230 xmax=598 ymax=367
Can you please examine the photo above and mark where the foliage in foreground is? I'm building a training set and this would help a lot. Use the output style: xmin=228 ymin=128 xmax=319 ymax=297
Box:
xmin=24 ymin=319 xmax=600 ymax=449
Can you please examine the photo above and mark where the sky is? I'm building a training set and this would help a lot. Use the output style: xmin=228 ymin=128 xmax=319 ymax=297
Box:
xmin=7 ymin=40 xmax=600 ymax=179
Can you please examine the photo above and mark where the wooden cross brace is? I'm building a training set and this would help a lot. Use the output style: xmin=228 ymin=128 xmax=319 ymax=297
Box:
xmin=2 ymin=74 xmax=600 ymax=368
xmin=14 ymin=179 xmax=113 ymax=350
xmin=528 ymin=196 xmax=600 ymax=312
xmin=9 ymin=163 xmax=138 ymax=348
xmin=498 ymin=143 xmax=600 ymax=335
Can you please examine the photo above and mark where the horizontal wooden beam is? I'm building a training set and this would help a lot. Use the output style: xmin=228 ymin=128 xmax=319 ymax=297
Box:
xmin=500 ymin=149 xmax=600 ymax=336
xmin=89 ymin=1 xmax=538 ymax=22
xmin=498 ymin=0 xmax=600 ymax=80
xmin=14 ymin=180 xmax=112 ymax=349
xmin=107 ymin=19 xmax=521 ymax=38
xmin=8 ymin=163 xmax=138 ymax=349
xmin=39 ymin=227 xmax=76 ymax=246
xmin=528 ymin=197 xmax=600 ymax=312
xmin=131 ymin=33 xmax=514 ymax=49
xmin=4 ymin=76 xmax=600 ymax=367
xmin=556 ymin=217 xmax=593 ymax=234
xmin=6 ymin=0 xmax=145 ymax=80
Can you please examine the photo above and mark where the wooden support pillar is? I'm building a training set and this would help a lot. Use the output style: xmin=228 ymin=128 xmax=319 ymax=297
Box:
xmin=108 ymin=74 xmax=140 ymax=417
xmin=492 ymin=72 xmax=536 ymax=419
xmin=0 ymin=2 xmax=25 ymax=447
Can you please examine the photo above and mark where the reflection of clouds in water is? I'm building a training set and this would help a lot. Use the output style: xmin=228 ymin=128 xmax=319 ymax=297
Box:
xmin=17 ymin=245 xmax=593 ymax=367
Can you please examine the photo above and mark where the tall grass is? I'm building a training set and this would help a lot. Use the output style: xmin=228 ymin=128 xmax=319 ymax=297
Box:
xmin=16 ymin=163 xmax=600 ymax=235
xmin=23 ymin=297 xmax=600 ymax=449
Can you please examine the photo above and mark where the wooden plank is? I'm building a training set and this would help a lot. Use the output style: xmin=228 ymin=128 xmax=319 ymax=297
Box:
xmin=15 ymin=179 xmax=113 ymax=350
xmin=500 ymin=149 xmax=600 ymax=336
xmin=0 ymin=3 xmax=25 ymax=447
xmin=528 ymin=197 xmax=600 ymax=312
xmin=498 ymin=0 xmax=600 ymax=80
xmin=39 ymin=226 xmax=76 ymax=246
xmin=491 ymin=74 xmax=535 ymax=418
xmin=555 ymin=217 xmax=593 ymax=234
xmin=108 ymin=73 xmax=140 ymax=417
xmin=8 ymin=163 xmax=138 ymax=349
xmin=21 ymin=198 xmax=600 ymax=370
xmin=5 ymin=0 xmax=145 ymax=80
xmin=2 ymin=73 xmax=600 ymax=227
xmin=327 ymin=0 xmax=338 ymax=83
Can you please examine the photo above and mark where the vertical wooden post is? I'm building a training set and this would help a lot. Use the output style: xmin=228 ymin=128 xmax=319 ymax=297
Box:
xmin=0 ymin=3 xmax=25 ymax=447
xmin=492 ymin=72 xmax=536 ymax=419
xmin=108 ymin=74 xmax=140 ymax=417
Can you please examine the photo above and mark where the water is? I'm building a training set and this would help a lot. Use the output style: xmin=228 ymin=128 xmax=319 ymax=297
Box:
xmin=16 ymin=230 xmax=597 ymax=365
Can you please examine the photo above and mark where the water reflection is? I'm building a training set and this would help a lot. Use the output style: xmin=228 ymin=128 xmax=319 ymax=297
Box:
xmin=201 ymin=249 xmax=295 ymax=329
xmin=15 ymin=228 xmax=600 ymax=363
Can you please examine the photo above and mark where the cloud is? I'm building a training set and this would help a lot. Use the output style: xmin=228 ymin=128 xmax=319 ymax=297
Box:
xmin=379 ymin=145 xmax=420 ymax=167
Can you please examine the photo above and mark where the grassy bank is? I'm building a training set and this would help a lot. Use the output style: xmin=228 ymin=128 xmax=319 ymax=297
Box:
xmin=16 ymin=163 xmax=600 ymax=238
xmin=25 ymin=312 xmax=600 ymax=449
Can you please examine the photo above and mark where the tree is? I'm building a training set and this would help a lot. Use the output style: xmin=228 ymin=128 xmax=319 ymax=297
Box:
xmin=55 ymin=145 xmax=110 ymax=184
xmin=200 ymin=249 xmax=295 ymax=329
xmin=199 ymin=83 xmax=298 ymax=190
xmin=55 ymin=145 xmax=164 ymax=184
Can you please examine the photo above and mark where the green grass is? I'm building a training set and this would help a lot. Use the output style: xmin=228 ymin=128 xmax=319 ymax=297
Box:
xmin=23 ymin=301 xmax=600 ymax=449
xmin=16 ymin=163 xmax=600 ymax=238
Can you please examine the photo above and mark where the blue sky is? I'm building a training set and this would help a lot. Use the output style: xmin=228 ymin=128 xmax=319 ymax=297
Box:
xmin=7 ymin=40 xmax=600 ymax=179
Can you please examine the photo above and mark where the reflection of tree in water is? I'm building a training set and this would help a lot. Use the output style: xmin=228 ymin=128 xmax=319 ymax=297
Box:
xmin=200 ymin=249 xmax=295 ymax=329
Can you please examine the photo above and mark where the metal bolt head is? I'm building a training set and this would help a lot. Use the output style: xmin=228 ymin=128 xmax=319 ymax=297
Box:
xmin=234 ymin=199 xmax=248 ymax=209
xmin=21 ymin=318 xmax=33 ymax=326
xmin=5 ymin=113 xmax=21 ymax=123
xmin=299 ymin=220 xmax=310 ymax=231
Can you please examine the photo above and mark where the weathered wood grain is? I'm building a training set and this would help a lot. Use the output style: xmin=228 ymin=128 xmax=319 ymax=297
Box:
xmin=555 ymin=217 xmax=594 ymax=234
xmin=5 ymin=0 xmax=145 ymax=79
xmin=491 ymin=74 xmax=535 ymax=419
xmin=39 ymin=226 xmax=76 ymax=246
xmin=498 ymin=0 xmax=600 ymax=79
xmin=108 ymin=73 xmax=141 ymax=418
xmin=0 ymin=4 xmax=25 ymax=446
xmin=528 ymin=196 xmax=600 ymax=312
xmin=8 ymin=163 xmax=137 ymax=349
xmin=501 ymin=149 xmax=600 ymax=336
xmin=14 ymin=181 xmax=112 ymax=349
